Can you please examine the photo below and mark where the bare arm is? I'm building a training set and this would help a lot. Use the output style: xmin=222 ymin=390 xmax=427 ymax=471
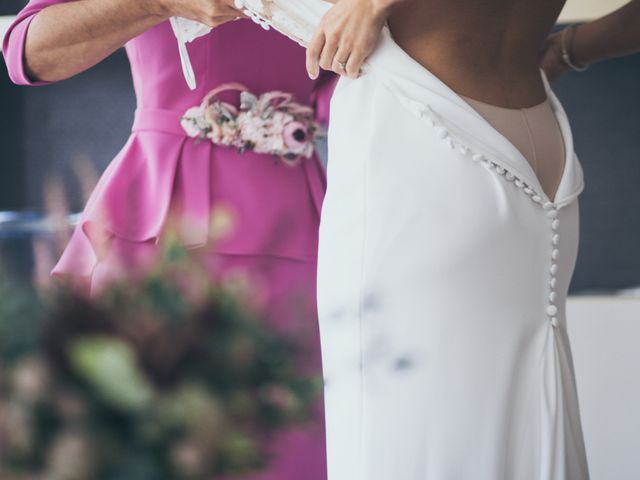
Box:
xmin=541 ymin=0 xmax=640 ymax=81
xmin=571 ymin=0 xmax=640 ymax=65
xmin=23 ymin=0 xmax=243 ymax=83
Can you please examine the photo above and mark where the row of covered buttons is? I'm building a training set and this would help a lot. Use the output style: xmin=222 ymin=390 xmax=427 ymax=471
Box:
xmin=416 ymin=103 xmax=562 ymax=329
xmin=547 ymin=209 xmax=560 ymax=328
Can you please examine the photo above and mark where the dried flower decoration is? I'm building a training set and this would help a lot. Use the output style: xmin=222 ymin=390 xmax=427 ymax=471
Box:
xmin=181 ymin=83 xmax=323 ymax=166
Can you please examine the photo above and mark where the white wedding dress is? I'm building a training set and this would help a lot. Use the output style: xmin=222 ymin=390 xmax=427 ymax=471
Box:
xmin=176 ymin=4 xmax=591 ymax=479
xmin=317 ymin=26 xmax=591 ymax=480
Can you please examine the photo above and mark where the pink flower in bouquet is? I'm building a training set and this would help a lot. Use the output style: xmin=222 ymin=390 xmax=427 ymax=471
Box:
xmin=171 ymin=438 xmax=208 ymax=477
xmin=259 ymin=384 xmax=301 ymax=416
xmin=283 ymin=121 xmax=313 ymax=156
xmin=11 ymin=356 xmax=50 ymax=403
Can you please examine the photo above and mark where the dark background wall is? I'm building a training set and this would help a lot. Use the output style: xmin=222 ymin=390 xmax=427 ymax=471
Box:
xmin=1 ymin=50 xmax=135 ymax=211
xmin=0 ymin=9 xmax=639 ymax=293
xmin=0 ymin=0 xmax=27 ymax=209
xmin=556 ymin=54 xmax=640 ymax=293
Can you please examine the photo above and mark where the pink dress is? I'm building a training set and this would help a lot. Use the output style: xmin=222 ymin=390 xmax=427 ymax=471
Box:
xmin=3 ymin=3 xmax=334 ymax=479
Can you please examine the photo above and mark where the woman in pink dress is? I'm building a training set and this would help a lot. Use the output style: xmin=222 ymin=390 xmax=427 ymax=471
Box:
xmin=3 ymin=1 xmax=334 ymax=478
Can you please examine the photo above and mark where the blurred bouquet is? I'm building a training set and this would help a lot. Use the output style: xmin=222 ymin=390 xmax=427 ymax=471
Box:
xmin=0 ymin=232 xmax=322 ymax=480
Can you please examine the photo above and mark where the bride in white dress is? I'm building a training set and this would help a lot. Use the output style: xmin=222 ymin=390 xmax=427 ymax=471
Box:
xmin=308 ymin=0 xmax=591 ymax=479
xmin=316 ymin=33 xmax=590 ymax=478
xmin=183 ymin=0 xmax=592 ymax=478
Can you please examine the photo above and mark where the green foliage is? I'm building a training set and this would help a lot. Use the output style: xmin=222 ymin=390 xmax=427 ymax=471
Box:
xmin=67 ymin=336 xmax=154 ymax=413
xmin=0 ymin=267 xmax=45 ymax=364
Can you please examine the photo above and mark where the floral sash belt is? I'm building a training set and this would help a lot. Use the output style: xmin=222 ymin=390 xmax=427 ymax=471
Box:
xmin=180 ymin=82 xmax=323 ymax=166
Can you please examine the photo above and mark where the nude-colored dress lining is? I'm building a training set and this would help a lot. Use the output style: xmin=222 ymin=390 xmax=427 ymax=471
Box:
xmin=461 ymin=95 xmax=566 ymax=202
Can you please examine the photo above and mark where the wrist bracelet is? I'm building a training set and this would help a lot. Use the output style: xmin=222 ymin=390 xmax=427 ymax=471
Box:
xmin=561 ymin=25 xmax=590 ymax=72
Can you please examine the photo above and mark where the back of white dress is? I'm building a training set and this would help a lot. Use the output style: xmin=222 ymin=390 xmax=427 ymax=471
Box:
xmin=317 ymin=26 xmax=590 ymax=480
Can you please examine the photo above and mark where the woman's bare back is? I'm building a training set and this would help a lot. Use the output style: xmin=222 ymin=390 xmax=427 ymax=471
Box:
xmin=388 ymin=0 xmax=568 ymax=107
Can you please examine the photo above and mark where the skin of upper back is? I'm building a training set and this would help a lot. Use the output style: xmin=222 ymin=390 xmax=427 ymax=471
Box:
xmin=387 ymin=0 xmax=568 ymax=107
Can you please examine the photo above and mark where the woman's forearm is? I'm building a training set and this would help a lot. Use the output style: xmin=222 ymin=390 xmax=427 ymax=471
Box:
xmin=572 ymin=0 xmax=640 ymax=66
xmin=24 ymin=0 xmax=167 ymax=83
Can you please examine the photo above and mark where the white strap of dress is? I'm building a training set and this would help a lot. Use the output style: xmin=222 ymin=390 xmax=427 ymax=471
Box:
xmin=170 ymin=17 xmax=212 ymax=90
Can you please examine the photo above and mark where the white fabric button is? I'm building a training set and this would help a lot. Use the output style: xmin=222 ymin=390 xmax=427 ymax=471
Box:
xmin=495 ymin=166 xmax=506 ymax=175
xmin=523 ymin=187 xmax=533 ymax=195
xmin=552 ymin=234 xmax=559 ymax=245
xmin=550 ymin=277 xmax=557 ymax=288
xmin=549 ymin=291 xmax=557 ymax=302
xmin=551 ymin=219 xmax=560 ymax=230
xmin=550 ymin=317 xmax=559 ymax=328
xmin=436 ymin=127 xmax=448 ymax=139
xmin=547 ymin=209 xmax=558 ymax=219
xmin=546 ymin=305 xmax=558 ymax=316
xmin=532 ymin=195 xmax=542 ymax=203
xmin=543 ymin=202 xmax=554 ymax=210
xmin=505 ymin=172 xmax=515 ymax=181
xmin=482 ymin=161 xmax=494 ymax=169
xmin=472 ymin=153 xmax=484 ymax=162
xmin=551 ymin=248 xmax=559 ymax=260
xmin=550 ymin=263 xmax=558 ymax=274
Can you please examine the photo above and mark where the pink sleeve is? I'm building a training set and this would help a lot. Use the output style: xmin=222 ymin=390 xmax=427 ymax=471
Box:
xmin=2 ymin=0 xmax=67 ymax=86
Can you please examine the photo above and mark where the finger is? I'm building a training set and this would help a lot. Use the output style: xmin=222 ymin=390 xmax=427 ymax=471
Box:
xmin=319 ymin=34 xmax=339 ymax=71
xmin=345 ymin=43 xmax=369 ymax=79
xmin=332 ymin=43 xmax=352 ymax=75
xmin=307 ymin=29 xmax=326 ymax=79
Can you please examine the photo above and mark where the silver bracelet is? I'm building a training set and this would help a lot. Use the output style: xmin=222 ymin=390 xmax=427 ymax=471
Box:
xmin=561 ymin=25 xmax=590 ymax=72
